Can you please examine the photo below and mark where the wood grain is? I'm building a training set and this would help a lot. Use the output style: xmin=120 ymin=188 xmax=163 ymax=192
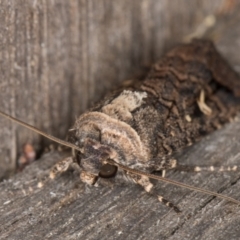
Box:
xmin=0 ymin=118 xmax=240 ymax=239
xmin=1 ymin=1 xmax=240 ymax=239
xmin=0 ymin=0 xmax=229 ymax=178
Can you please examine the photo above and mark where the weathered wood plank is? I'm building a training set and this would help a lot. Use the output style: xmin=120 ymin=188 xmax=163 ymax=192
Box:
xmin=0 ymin=119 xmax=240 ymax=239
xmin=0 ymin=0 xmax=227 ymax=178
xmin=1 ymin=1 xmax=240 ymax=239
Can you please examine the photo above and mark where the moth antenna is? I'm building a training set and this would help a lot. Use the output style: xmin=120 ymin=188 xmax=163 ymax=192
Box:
xmin=106 ymin=159 xmax=240 ymax=205
xmin=0 ymin=110 xmax=82 ymax=152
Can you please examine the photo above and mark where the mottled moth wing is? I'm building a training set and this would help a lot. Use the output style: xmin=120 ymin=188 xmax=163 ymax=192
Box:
xmin=139 ymin=39 xmax=240 ymax=169
xmin=3 ymin=39 xmax=240 ymax=212
xmin=61 ymin=39 xmax=240 ymax=211
xmin=72 ymin=39 xmax=240 ymax=172
xmin=166 ymin=39 xmax=240 ymax=97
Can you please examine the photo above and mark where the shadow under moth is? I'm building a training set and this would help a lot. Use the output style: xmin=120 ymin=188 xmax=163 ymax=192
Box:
xmin=1 ymin=39 xmax=240 ymax=213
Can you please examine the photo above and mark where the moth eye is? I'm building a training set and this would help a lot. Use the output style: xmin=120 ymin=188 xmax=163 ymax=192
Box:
xmin=99 ymin=164 xmax=118 ymax=178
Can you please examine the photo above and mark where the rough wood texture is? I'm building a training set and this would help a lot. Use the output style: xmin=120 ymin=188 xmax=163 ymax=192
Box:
xmin=1 ymin=0 xmax=240 ymax=239
xmin=1 ymin=119 xmax=240 ymax=239
xmin=0 ymin=0 xmax=227 ymax=178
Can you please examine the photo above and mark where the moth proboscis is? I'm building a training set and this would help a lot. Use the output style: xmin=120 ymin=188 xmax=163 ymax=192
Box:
xmin=1 ymin=39 xmax=240 ymax=213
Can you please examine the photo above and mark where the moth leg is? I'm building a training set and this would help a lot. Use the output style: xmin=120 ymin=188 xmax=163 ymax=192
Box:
xmin=49 ymin=156 xmax=75 ymax=179
xmin=50 ymin=156 xmax=98 ymax=185
xmin=37 ymin=157 xmax=77 ymax=188
xmin=149 ymin=154 xmax=239 ymax=174
xmin=129 ymin=173 xmax=181 ymax=213
xmin=149 ymin=158 xmax=177 ymax=172
xmin=80 ymin=171 xmax=98 ymax=185
xmin=175 ymin=164 xmax=238 ymax=172
xmin=149 ymin=158 xmax=177 ymax=178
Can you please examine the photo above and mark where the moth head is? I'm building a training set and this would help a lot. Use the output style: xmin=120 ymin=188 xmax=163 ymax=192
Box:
xmin=68 ymin=127 xmax=118 ymax=184
xmin=67 ymin=111 xmax=148 ymax=185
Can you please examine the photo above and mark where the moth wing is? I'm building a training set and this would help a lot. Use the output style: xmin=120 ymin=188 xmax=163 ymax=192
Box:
xmin=167 ymin=39 xmax=240 ymax=97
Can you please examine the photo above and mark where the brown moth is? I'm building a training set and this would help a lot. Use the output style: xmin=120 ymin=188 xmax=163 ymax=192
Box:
xmin=1 ymin=39 xmax=240 ymax=213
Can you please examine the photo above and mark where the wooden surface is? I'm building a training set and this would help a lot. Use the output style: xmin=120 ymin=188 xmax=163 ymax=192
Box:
xmin=1 ymin=118 xmax=240 ymax=239
xmin=0 ymin=0 xmax=230 ymax=178
xmin=1 ymin=0 xmax=240 ymax=239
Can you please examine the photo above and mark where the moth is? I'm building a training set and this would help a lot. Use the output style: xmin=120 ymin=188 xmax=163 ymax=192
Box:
xmin=1 ymin=39 xmax=240 ymax=213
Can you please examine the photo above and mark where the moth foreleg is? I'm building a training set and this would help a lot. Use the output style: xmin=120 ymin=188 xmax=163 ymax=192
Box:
xmin=80 ymin=171 xmax=98 ymax=185
xmin=37 ymin=156 xmax=77 ymax=188
xmin=49 ymin=156 xmax=75 ymax=179
xmin=129 ymin=173 xmax=181 ymax=213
